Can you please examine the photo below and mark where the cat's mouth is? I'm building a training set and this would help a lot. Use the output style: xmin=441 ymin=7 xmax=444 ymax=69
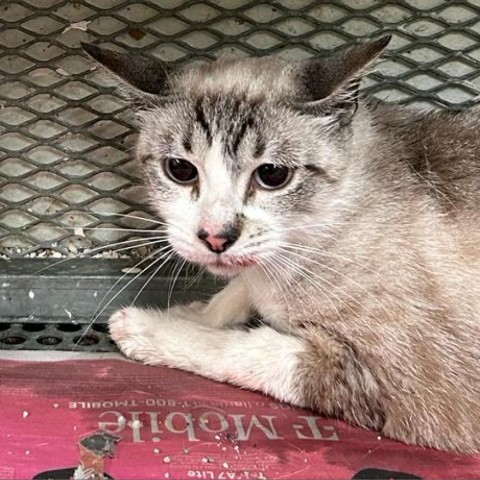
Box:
xmin=203 ymin=255 xmax=258 ymax=276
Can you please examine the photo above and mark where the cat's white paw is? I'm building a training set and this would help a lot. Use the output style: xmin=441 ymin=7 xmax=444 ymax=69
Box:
xmin=109 ymin=307 xmax=163 ymax=363
xmin=109 ymin=305 xmax=210 ymax=366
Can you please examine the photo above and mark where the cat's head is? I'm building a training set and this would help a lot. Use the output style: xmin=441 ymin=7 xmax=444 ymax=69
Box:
xmin=84 ymin=37 xmax=390 ymax=277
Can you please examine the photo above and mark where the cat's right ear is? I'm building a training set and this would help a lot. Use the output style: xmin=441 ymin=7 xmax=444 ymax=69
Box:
xmin=82 ymin=43 xmax=171 ymax=107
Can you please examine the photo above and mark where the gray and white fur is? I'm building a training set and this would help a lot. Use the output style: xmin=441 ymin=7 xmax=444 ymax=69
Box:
xmin=84 ymin=37 xmax=480 ymax=453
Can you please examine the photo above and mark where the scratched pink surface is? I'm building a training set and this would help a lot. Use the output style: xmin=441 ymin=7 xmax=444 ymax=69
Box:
xmin=0 ymin=357 xmax=478 ymax=480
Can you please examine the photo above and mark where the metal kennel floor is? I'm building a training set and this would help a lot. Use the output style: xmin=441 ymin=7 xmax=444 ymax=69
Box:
xmin=1 ymin=0 xmax=480 ymax=350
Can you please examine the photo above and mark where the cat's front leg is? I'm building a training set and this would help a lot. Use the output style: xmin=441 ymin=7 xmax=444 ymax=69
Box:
xmin=110 ymin=308 xmax=387 ymax=436
xmin=109 ymin=307 xmax=305 ymax=406
xmin=110 ymin=309 xmax=394 ymax=441
xmin=164 ymin=275 xmax=252 ymax=329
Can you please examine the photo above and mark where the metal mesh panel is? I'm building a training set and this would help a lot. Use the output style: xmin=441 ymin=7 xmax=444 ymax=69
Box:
xmin=1 ymin=0 xmax=480 ymax=257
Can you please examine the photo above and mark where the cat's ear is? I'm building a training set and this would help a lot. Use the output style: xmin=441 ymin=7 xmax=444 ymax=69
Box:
xmin=296 ymin=35 xmax=391 ymax=123
xmin=82 ymin=43 xmax=171 ymax=107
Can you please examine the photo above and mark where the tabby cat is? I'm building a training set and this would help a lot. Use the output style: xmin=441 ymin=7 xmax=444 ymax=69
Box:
xmin=84 ymin=36 xmax=480 ymax=453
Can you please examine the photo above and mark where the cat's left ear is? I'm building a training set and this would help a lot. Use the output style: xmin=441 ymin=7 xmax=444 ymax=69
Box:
xmin=296 ymin=35 xmax=391 ymax=123
xmin=82 ymin=43 xmax=171 ymax=107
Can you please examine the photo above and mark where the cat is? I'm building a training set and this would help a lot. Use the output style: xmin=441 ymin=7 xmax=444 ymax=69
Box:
xmin=83 ymin=36 xmax=480 ymax=454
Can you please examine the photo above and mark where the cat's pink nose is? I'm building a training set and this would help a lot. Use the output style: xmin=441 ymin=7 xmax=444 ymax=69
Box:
xmin=197 ymin=227 xmax=238 ymax=253
xmin=204 ymin=234 xmax=228 ymax=253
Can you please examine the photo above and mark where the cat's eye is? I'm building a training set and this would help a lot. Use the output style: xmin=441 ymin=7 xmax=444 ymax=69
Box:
xmin=164 ymin=158 xmax=198 ymax=185
xmin=253 ymin=164 xmax=292 ymax=190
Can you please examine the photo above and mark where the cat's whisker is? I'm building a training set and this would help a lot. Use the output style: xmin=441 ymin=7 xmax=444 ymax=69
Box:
xmin=72 ymin=226 xmax=167 ymax=234
xmin=91 ymin=244 xmax=172 ymax=318
xmin=278 ymin=243 xmax=392 ymax=319
xmin=272 ymin=251 xmax=354 ymax=322
xmin=275 ymin=240 xmax=360 ymax=260
xmin=182 ymin=261 xmax=194 ymax=293
xmin=277 ymin=241 xmax=388 ymax=284
xmin=166 ymin=256 xmax=188 ymax=313
xmin=32 ymin=235 xmax=169 ymax=275
xmin=95 ymin=211 xmax=168 ymax=227
xmin=277 ymin=242 xmax=375 ymax=279
xmin=288 ymin=258 xmax=353 ymax=324
xmin=257 ymin=257 xmax=296 ymax=334
xmin=113 ymin=237 xmax=169 ymax=255
xmin=82 ymin=245 xmax=171 ymax=336
xmin=276 ymin=221 xmax=371 ymax=234
xmin=73 ymin=246 xmax=174 ymax=350
xmin=184 ymin=263 xmax=203 ymax=290
xmin=278 ymin=249 xmax=363 ymax=307
xmin=168 ymin=225 xmax=198 ymax=244
xmin=278 ymin=218 xmax=412 ymax=234
xmin=131 ymin=250 xmax=177 ymax=307
xmin=267 ymin=252 xmax=346 ymax=326
xmin=278 ymin=222 xmax=342 ymax=232
xmin=188 ymin=263 xmax=209 ymax=290
xmin=268 ymin=251 xmax=328 ymax=300
xmin=278 ymin=249 xmax=393 ymax=331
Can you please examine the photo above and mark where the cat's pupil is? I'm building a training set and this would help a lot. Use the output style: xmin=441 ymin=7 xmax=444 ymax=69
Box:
xmin=165 ymin=158 xmax=198 ymax=184
xmin=254 ymin=164 xmax=291 ymax=190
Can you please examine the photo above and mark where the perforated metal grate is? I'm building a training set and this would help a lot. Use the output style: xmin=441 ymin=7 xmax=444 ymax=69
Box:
xmin=0 ymin=321 xmax=116 ymax=351
xmin=1 ymin=0 xmax=480 ymax=258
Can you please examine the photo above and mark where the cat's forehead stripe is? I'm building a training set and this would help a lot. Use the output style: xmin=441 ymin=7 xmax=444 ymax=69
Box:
xmin=191 ymin=95 xmax=263 ymax=169
xmin=194 ymin=99 xmax=212 ymax=146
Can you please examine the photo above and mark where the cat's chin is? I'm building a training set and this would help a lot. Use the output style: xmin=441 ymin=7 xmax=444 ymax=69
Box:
xmin=202 ymin=257 xmax=257 ymax=278
xmin=204 ymin=263 xmax=243 ymax=278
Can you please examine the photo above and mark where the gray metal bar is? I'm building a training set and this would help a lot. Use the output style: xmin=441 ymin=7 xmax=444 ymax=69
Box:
xmin=0 ymin=258 xmax=220 ymax=324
